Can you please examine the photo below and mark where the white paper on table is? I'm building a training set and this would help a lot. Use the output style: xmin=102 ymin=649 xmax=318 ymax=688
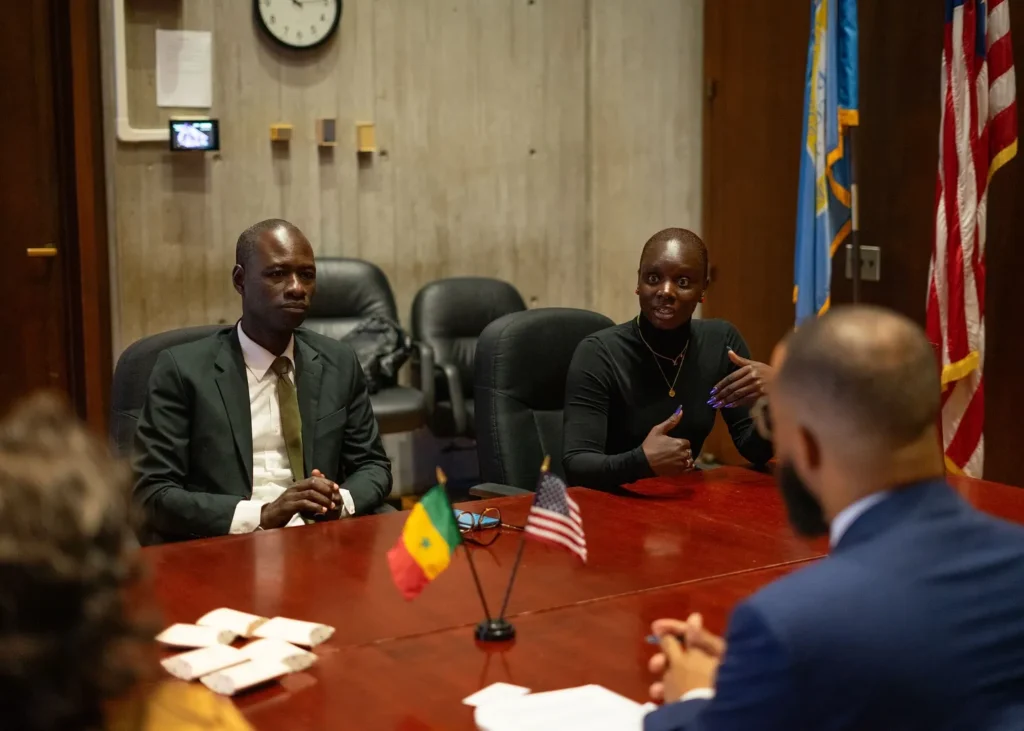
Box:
xmin=200 ymin=658 xmax=292 ymax=696
xmin=239 ymin=638 xmax=317 ymax=672
xmin=161 ymin=643 xmax=247 ymax=681
xmin=462 ymin=682 xmax=532 ymax=707
xmin=473 ymin=684 xmax=652 ymax=731
xmin=156 ymin=30 xmax=212 ymax=108
xmin=155 ymin=623 xmax=237 ymax=648
xmin=252 ymin=616 xmax=335 ymax=648
xmin=197 ymin=608 xmax=267 ymax=638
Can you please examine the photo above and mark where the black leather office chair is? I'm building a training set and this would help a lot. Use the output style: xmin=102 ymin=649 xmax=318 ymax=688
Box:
xmin=304 ymin=257 xmax=426 ymax=434
xmin=410 ymin=277 xmax=526 ymax=439
xmin=473 ymin=308 xmax=614 ymax=495
xmin=109 ymin=325 xmax=224 ymax=457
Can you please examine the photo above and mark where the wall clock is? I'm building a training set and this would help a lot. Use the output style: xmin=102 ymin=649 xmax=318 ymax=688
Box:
xmin=255 ymin=0 xmax=341 ymax=50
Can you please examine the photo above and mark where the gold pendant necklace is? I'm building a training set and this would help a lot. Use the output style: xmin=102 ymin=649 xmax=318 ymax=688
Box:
xmin=636 ymin=316 xmax=689 ymax=397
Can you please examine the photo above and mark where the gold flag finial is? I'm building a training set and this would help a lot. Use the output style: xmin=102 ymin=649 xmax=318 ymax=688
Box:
xmin=435 ymin=466 xmax=448 ymax=486
xmin=541 ymin=455 xmax=550 ymax=473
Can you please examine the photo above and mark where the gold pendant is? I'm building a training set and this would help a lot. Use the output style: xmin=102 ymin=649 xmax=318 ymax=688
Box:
xmin=669 ymin=388 xmax=675 ymax=397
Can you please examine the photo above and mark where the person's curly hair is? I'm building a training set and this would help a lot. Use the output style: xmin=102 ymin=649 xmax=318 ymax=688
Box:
xmin=0 ymin=392 xmax=150 ymax=730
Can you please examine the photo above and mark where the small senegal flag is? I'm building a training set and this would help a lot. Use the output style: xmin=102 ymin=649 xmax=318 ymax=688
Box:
xmin=387 ymin=469 xmax=463 ymax=600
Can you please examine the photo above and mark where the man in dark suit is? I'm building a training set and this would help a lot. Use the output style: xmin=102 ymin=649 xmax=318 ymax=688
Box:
xmin=644 ymin=305 xmax=1024 ymax=730
xmin=133 ymin=219 xmax=392 ymax=544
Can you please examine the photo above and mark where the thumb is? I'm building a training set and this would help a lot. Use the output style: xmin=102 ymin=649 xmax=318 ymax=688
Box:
xmin=655 ymin=406 xmax=683 ymax=434
xmin=727 ymin=348 xmax=752 ymax=367
xmin=659 ymin=633 xmax=687 ymax=667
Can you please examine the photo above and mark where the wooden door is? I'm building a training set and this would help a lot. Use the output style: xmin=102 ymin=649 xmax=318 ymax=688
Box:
xmin=700 ymin=0 xmax=810 ymax=464
xmin=0 ymin=0 xmax=71 ymax=414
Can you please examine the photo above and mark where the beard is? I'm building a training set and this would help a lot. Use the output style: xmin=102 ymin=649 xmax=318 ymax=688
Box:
xmin=776 ymin=460 xmax=829 ymax=538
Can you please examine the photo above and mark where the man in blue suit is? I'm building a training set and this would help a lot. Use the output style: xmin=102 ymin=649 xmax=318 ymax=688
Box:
xmin=644 ymin=305 xmax=1024 ymax=731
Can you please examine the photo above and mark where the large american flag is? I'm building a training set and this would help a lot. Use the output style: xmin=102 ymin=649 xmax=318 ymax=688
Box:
xmin=927 ymin=0 xmax=1017 ymax=477
xmin=524 ymin=470 xmax=587 ymax=563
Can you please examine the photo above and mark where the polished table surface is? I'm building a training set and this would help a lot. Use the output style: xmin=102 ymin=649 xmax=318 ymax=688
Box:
xmin=140 ymin=468 xmax=1024 ymax=729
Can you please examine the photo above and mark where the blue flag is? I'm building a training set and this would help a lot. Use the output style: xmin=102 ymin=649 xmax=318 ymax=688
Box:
xmin=794 ymin=0 xmax=859 ymax=324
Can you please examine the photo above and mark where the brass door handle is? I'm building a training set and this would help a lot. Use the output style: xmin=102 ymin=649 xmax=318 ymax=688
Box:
xmin=27 ymin=246 xmax=58 ymax=257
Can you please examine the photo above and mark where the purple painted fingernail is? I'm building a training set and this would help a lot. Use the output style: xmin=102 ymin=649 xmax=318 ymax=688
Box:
xmin=710 ymin=387 xmax=718 ymax=395
xmin=674 ymin=406 xmax=682 ymax=416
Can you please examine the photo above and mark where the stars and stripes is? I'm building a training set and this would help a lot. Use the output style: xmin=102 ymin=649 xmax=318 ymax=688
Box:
xmin=524 ymin=470 xmax=587 ymax=563
xmin=927 ymin=0 xmax=1017 ymax=477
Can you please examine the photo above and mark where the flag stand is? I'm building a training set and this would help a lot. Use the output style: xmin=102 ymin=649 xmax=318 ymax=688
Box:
xmin=436 ymin=468 xmax=516 ymax=643
xmin=481 ymin=457 xmax=552 ymax=641
xmin=848 ymin=125 xmax=861 ymax=304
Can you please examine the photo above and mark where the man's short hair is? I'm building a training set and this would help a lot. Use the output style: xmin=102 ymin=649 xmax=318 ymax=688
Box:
xmin=235 ymin=218 xmax=298 ymax=267
xmin=640 ymin=228 xmax=709 ymax=281
xmin=776 ymin=305 xmax=941 ymax=448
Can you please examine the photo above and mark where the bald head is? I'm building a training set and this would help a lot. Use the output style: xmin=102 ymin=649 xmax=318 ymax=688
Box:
xmin=235 ymin=218 xmax=302 ymax=268
xmin=640 ymin=228 xmax=708 ymax=280
xmin=775 ymin=305 xmax=940 ymax=450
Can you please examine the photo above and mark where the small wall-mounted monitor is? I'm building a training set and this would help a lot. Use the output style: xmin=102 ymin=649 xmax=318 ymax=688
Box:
xmin=169 ymin=119 xmax=219 ymax=151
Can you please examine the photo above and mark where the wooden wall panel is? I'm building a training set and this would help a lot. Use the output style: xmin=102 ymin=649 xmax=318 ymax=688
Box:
xmin=701 ymin=0 xmax=1024 ymax=484
xmin=589 ymin=0 xmax=705 ymax=324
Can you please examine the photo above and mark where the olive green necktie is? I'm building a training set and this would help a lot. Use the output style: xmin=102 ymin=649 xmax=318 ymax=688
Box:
xmin=270 ymin=356 xmax=304 ymax=483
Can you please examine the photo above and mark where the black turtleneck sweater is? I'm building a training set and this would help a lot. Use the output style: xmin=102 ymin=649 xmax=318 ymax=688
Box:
xmin=562 ymin=315 xmax=773 ymax=490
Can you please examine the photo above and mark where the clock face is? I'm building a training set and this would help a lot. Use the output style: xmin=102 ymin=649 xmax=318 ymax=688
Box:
xmin=255 ymin=0 xmax=341 ymax=50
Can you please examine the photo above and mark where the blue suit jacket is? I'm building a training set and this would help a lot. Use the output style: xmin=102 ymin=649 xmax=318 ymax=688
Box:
xmin=645 ymin=480 xmax=1024 ymax=731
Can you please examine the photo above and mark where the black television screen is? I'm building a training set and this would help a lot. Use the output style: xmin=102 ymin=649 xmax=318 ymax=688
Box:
xmin=169 ymin=119 xmax=219 ymax=151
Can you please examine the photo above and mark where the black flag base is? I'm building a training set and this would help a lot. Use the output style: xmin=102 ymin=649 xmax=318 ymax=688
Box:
xmin=475 ymin=618 xmax=516 ymax=642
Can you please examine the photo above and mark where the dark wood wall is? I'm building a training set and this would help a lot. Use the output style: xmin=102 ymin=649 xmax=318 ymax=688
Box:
xmin=705 ymin=0 xmax=1024 ymax=485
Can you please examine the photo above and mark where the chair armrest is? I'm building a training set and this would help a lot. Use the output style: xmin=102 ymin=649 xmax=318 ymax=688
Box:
xmin=440 ymin=362 xmax=468 ymax=435
xmin=412 ymin=342 xmax=436 ymax=416
xmin=469 ymin=483 xmax=533 ymax=498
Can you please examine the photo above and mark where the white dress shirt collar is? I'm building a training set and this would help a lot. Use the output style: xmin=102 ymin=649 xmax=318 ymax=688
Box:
xmin=236 ymin=322 xmax=295 ymax=382
xmin=829 ymin=491 xmax=890 ymax=548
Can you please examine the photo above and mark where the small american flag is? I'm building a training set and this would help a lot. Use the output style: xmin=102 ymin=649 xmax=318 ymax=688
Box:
xmin=525 ymin=469 xmax=587 ymax=563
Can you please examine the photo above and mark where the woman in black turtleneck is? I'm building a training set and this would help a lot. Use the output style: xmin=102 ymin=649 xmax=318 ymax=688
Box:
xmin=562 ymin=228 xmax=774 ymax=490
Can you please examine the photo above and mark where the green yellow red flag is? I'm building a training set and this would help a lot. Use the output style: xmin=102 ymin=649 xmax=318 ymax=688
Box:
xmin=386 ymin=472 xmax=462 ymax=600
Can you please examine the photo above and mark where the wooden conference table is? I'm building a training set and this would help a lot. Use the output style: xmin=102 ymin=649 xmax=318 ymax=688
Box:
xmin=141 ymin=467 xmax=1024 ymax=730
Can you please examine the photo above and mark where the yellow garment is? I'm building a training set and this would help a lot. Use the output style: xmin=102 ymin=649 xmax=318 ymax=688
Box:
xmin=107 ymin=680 xmax=253 ymax=731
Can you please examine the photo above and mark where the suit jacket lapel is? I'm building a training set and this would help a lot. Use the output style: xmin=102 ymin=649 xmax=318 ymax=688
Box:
xmin=295 ymin=335 xmax=321 ymax=477
xmin=215 ymin=331 xmax=253 ymax=490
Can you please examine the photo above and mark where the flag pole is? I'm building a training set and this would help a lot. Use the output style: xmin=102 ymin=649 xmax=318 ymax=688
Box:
xmin=496 ymin=456 xmax=547 ymax=620
xmin=436 ymin=468 xmax=495 ymax=623
xmin=849 ymin=124 xmax=861 ymax=304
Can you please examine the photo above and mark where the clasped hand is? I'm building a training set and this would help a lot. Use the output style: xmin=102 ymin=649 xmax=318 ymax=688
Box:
xmin=648 ymin=613 xmax=726 ymax=704
xmin=260 ymin=469 xmax=342 ymax=529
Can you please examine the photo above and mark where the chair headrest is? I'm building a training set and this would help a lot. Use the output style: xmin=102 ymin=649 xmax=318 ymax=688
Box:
xmin=476 ymin=308 xmax=615 ymax=409
xmin=411 ymin=277 xmax=526 ymax=343
xmin=307 ymin=258 xmax=397 ymax=321
xmin=111 ymin=325 xmax=226 ymax=413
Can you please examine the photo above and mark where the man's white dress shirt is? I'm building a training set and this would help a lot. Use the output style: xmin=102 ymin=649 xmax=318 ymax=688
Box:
xmin=229 ymin=324 xmax=353 ymax=534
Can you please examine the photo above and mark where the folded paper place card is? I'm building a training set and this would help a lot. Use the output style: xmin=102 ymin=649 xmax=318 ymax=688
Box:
xmin=155 ymin=623 xmax=237 ymax=648
xmin=239 ymin=638 xmax=317 ymax=672
xmin=197 ymin=608 xmax=268 ymax=638
xmin=200 ymin=658 xmax=292 ymax=696
xmin=161 ymin=643 xmax=246 ymax=681
xmin=252 ymin=616 xmax=335 ymax=648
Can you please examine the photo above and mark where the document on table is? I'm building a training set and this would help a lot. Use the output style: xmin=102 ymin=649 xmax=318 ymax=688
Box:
xmin=473 ymin=684 xmax=656 ymax=731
